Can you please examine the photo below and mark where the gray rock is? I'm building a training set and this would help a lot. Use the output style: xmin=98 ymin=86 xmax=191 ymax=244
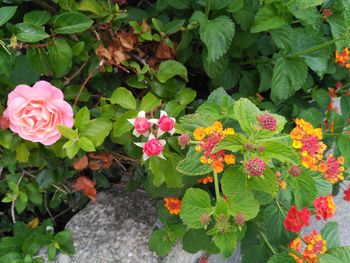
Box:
xmin=53 ymin=187 xmax=204 ymax=263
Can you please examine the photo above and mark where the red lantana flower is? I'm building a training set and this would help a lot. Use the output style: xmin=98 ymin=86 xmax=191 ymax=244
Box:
xmin=313 ymin=195 xmax=336 ymax=220
xmin=284 ymin=206 xmax=310 ymax=232
xmin=343 ymin=185 xmax=350 ymax=201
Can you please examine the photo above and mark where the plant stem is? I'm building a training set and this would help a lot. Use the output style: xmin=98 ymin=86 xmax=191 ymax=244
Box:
xmin=213 ymin=171 xmax=220 ymax=199
xmin=324 ymin=132 xmax=347 ymax=137
xmin=256 ymin=134 xmax=290 ymax=142
xmin=259 ymin=230 xmax=277 ymax=255
xmin=205 ymin=0 xmax=211 ymax=17
xmin=275 ymin=199 xmax=286 ymax=217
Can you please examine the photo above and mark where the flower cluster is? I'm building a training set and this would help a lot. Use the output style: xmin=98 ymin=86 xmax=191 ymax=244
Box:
xmin=257 ymin=113 xmax=277 ymax=131
xmin=313 ymin=195 xmax=336 ymax=220
xmin=246 ymin=157 xmax=266 ymax=177
xmin=318 ymin=155 xmax=345 ymax=183
xmin=164 ymin=197 xmax=181 ymax=215
xmin=284 ymin=206 xmax=310 ymax=232
xmin=290 ymin=119 xmax=326 ymax=171
xmin=275 ymin=171 xmax=287 ymax=189
xmin=130 ymin=110 xmax=175 ymax=160
xmin=335 ymin=47 xmax=350 ymax=69
xmin=289 ymin=231 xmax=327 ymax=263
xmin=193 ymin=121 xmax=235 ymax=173
xmin=343 ymin=185 xmax=350 ymax=201
xmin=197 ymin=175 xmax=214 ymax=184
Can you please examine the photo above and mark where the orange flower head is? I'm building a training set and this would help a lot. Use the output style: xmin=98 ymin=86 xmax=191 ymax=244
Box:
xmin=212 ymin=160 xmax=224 ymax=173
xmin=224 ymin=154 xmax=235 ymax=165
xmin=223 ymin=128 xmax=235 ymax=135
xmin=194 ymin=127 xmax=206 ymax=141
xmin=164 ymin=197 xmax=181 ymax=215
xmin=289 ymin=237 xmax=303 ymax=263
xmin=290 ymin=127 xmax=306 ymax=141
xmin=320 ymin=154 xmax=345 ymax=183
xmin=335 ymin=48 xmax=350 ymax=67
xmin=197 ymin=175 xmax=214 ymax=184
xmin=313 ymin=195 xmax=336 ymax=220
xmin=211 ymin=121 xmax=223 ymax=132
xmin=302 ymin=230 xmax=327 ymax=262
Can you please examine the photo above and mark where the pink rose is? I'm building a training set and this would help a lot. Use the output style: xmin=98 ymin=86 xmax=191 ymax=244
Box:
xmin=3 ymin=81 xmax=74 ymax=145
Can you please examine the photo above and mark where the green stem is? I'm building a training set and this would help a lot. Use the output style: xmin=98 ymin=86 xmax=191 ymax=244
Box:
xmin=205 ymin=0 xmax=211 ymax=17
xmin=213 ymin=171 xmax=220 ymax=199
xmin=275 ymin=199 xmax=286 ymax=217
xmin=259 ymin=230 xmax=277 ymax=255
xmin=324 ymin=133 xmax=347 ymax=137
xmin=256 ymin=134 xmax=290 ymax=142
xmin=287 ymin=247 xmax=303 ymax=259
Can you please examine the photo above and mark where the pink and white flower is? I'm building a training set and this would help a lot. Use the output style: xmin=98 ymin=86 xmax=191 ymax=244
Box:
xmin=134 ymin=133 xmax=166 ymax=160
xmin=128 ymin=111 xmax=151 ymax=137
xmin=3 ymin=81 xmax=73 ymax=145
xmin=151 ymin=110 xmax=175 ymax=137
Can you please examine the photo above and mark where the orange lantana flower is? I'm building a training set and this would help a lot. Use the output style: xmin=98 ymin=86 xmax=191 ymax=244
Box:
xmin=164 ymin=197 xmax=181 ymax=215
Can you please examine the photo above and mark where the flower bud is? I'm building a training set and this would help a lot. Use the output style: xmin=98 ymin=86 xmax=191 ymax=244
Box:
xmin=289 ymin=165 xmax=301 ymax=177
xmin=244 ymin=143 xmax=254 ymax=151
xmin=235 ymin=213 xmax=245 ymax=226
xmin=177 ymin=133 xmax=190 ymax=149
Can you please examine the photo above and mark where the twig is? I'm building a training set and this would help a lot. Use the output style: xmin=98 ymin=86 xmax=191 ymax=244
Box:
xmin=11 ymin=172 xmax=25 ymax=224
xmin=33 ymin=0 xmax=59 ymax=14
xmin=44 ymin=192 xmax=56 ymax=225
xmin=73 ymin=61 xmax=103 ymax=107
xmin=64 ymin=61 xmax=89 ymax=85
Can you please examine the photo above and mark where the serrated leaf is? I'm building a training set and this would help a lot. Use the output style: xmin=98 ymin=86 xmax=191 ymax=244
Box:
xmin=227 ymin=191 xmax=260 ymax=221
xmin=321 ymin=222 xmax=340 ymax=249
xmin=148 ymin=229 xmax=173 ymax=256
xmin=213 ymin=135 xmax=245 ymax=153
xmin=289 ymin=172 xmax=317 ymax=208
xmin=268 ymin=253 xmax=295 ymax=263
xmin=180 ymin=188 xmax=212 ymax=229
xmin=233 ymin=98 xmax=261 ymax=135
xmin=182 ymin=229 xmax=218 ymax=254
xmin=179 ymin=113 xmax=216 ymax=131
xmin=199 ymin=15 xmax=235 ymax=62
xmin=327 ymin=247 xmax=350 ymax=263
xmin=271 ymin=57 xmax=308 ymax=102
xmin=177 ymin=147 xmax=212 ymax=176
xmin=248 ymin=169 xmax=279 ymax=196
xmin=213 ymin=232 xmax=237 ymax=258
xmin=251 ymin=4 xmax=287 ymax=33
xmin=288 ymin=0 xmax=325 ymax=9
xmin=259 ymin=141 xmax=296 ymax=163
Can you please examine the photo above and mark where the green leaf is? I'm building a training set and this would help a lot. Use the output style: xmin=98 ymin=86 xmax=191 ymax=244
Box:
xmin=227 ymin=191 xmax=260 ymax=221
xmin=268 ymin=253 xmax=295 ymax=263
xmin=321 ymin=222 xmax=340 ymax=249
xmin=140 ymin=92 xmax=162 ymax=112
xmin=77 ymin=0 xmax=109 ymax=17
xmin=180 ymin=188 xmax=212 ymax=229
xmin=260 ymin=141 xmax=296 ymax=163
xmin=164 ymin=20 xmax=185 ymax=34
xmin=271 ymin=57 xmax=308 ymax=102
xmin=341 ymin=96 xmax=350 ymax=123
xmin=263 ymin=204 xmax=291 ymax=244
xmin=328 ymin=14 xmax=350 ymax=51
xmin=182 ymin=229 xmax=218 ymax=254
xmin=164 ymin=100 xmax=186 ymax=118
xmin=57 ymin=125 xmax=78 ymax=140
xmin=248 ymin=169 xmax=279 ymax=196
xmin=207 ymin=87 xmax=235 ymax=112
xmin=233 ymin=98 xmax=261 ymax=135
xmin=313 ymin=89 xmax=331 ymax=108
xmin=48 ymin=38 xmax=72 ymax=77
xmin=15 ymin=192 xmax=28 ymax=213
xmin=319 ymin=254 xmax=341 ymax=263
xmin=298 ymin=107 xmax=323 ymax=127
xmin=213 ymin=232 xmax=237 ymax=258
xmin=0 ymin=6 xmax=17 ymax=27
xmin=221 ymin=167 xmax=246 ymax=196
xmin=289 ymin=172 xmax=317 ymax=208
xmin=199 ymin=14 xmax=235 ymax=62
xmin=112 ymin=110 xmax=137 ymax=138
xmin=156 ymin=60 xmax=188 ymax=83
xmin=288 ymin=0 xmax=325 ymax=9
xmin=15 ymin=143 xmax=30 ymax=163
xmin=177 ymin=87 xmax=196 ymax=106
xmin=63 ymin=140 xmax=80 ymax=159
xmin=53 ymin=12 xmax=93 ymax=34
xmin=227 ymin=0 xmax=244 ymax=13
xmin=35 ymin=169 xmax=54 ymax=189
xmin=0 ymin=237 xmax=22 ymax=255
xmin=78 ymin=137 xmax=95 ymax=152
xmin=177 ymin=147 xmax=212 ymax=176
xmin=167 ymin=0 xmax=189 ymax=10
xmin=179 ymin=113 xmax=216 ymax=131
xmin=213 ymin=134 xmax=246 ymax=153
xmin=74 ymin=107 xmax=90 ymax=129
xmin=251 ymin=4 xmax=287 ymax=33
xmin=14 ymin=23 xmax=49 ymax=43
xmin=148 ymin=229 xmax=173 ymax=256
xmin=327 ymin=247 xmax=350 ymax=263
xmin=26 ymin=48 xmax=52 ymax=75
xmin=337 ymin=135 xmax=350 ymax=167
xmin=47 ymin=245 xmax=57 ymax=261
xmin=110 ymin=87 xmax=136 ymax=109
xmin=23 ymin=10 xmax=51 ymax=26
xmin=81 ymin=118 xmax=112 ymax=147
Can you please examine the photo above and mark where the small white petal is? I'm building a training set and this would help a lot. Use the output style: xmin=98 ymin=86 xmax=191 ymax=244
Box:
xmin=157 ymin=152 xmax=166 ymax=160
xmin=171 ymin=117 xmax=176 ymax=123
xmin=160 ymin=110 xmax=167 ymax=117
xmin=142 ymin=131 xmax=149 ymax=137
xmin=134 ymin=142 xmax=146 ymax=148
xmin=138 ymin=111 xmax=146 ymax=117
xmin=133 ymin=129 xmax=141 ymax=137
xmin=128 ymin=118 xmax=135 ymax=125
xmin=159 ymin=139 xmax=166 ymax=146
xmin=169 ymin=128 xmax=176 ymax=135
xmin=149 ymin=118 xmax=158 ymax=124
xmin=148 ymin=133 xmax=156 ymax=140
xmin=143 ymin=153 xmax=149 ymax=161
xmin=157 ymin=129 xmax=165 ymax=138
